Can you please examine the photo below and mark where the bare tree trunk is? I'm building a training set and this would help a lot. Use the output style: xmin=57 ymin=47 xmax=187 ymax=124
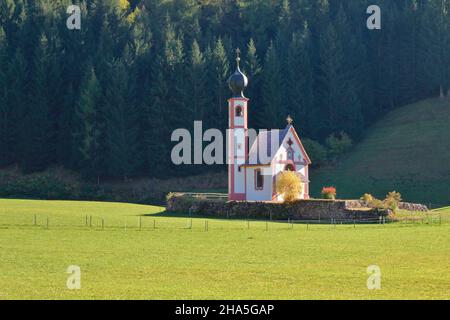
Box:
xmin=439 ymin=85 xmax=444 ymax=98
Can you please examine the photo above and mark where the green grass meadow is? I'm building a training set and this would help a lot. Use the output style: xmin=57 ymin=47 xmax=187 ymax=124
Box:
xmin=311 ymin=98 xmax=450 ymax=206
xmin=0 ymin=199 xmax=449 ymax=300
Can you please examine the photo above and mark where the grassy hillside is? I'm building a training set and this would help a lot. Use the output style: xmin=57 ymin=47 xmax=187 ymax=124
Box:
xmin=311 ymin=98 xmax=450 ymax=206
xmin=1 ymin=199 xmax=449 ymax=299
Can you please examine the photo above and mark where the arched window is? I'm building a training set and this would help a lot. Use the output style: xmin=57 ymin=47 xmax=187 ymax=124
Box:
xmin=235 ymin=106 xmax=243 ymax=117
xmin=255 ymin=169 xmax=264 ymax=190
xmin=285 ymin=164 xmax=295 ymax=172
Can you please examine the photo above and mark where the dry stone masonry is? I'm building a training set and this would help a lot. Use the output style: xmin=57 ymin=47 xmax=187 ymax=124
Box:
xmin=166 ymin=193 xmax=428 ymax=220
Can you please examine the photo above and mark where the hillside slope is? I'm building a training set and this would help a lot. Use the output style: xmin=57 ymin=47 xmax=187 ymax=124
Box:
xmin=310 ymin=98 xmax=450 ymax=206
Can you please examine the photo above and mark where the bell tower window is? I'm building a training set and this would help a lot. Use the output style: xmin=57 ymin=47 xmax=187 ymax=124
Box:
xmin=235 ymin=106 xmax=243 ymax=117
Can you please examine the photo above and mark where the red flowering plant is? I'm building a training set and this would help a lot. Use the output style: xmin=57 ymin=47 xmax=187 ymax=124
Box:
xmin=321 ymin=187 xmax=337 ymax=200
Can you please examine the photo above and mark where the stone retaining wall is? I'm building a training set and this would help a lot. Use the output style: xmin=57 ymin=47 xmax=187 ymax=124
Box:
xmin=398 ymin=202 xmax=429 ymax=212
xmin=166 ymin=195 xmax=390 ymax=220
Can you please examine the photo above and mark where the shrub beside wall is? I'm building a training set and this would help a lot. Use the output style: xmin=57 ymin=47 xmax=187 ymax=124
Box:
xmin=0 ymin=173 xmax=79 ymax=200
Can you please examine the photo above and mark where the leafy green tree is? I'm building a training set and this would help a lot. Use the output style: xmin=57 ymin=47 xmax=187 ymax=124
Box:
xmin=325 ymin=131 xmax=353 ymax=160
xmin=301 ymin=138 xmax=327 ymax=167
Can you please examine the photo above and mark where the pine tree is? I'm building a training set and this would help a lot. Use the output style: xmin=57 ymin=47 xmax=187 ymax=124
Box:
xmin=0 ymin=0 xmax=448 ymax=180
xmin=147 ymin=53 xmax=170 ymax=178
xmin=396 ymin=0 xmax=421 ymax=103
xmin=207 ymin=38 xmax=229 ymax=130
xmin=0 ymin=26 xmax=9 ymax=166
xmin=275 ymin=0 xmax=292 ymax=60
xmin=44 ymin=31 xmax=63 ymax=165
xmin=316 ymin=24 xmax=345 ymax=137
xmin=188 ymin=40 xmax=208 ymax=121
xmin=332 ymin=6 xmax=364 ymax=137
xmin=19 ymin=36 xmax=52 ymax=173
xmin=261 ymin=41 xmax=283 ymax=129
xmin=286 ymin=27 xmax=314 ymax=135
xmin=244 ymin=38 xmax=262 ymax=128
xmin=419 ymin=0 xmax=449 ymax=98
xmin=104 ymin=60 xmax=138 ymax=181
xmin=72 ymin=68 xmax=104 ymax=182
xmin=2 ymin=49 xmax=27 ymax=166
xmin=164 ymin=27 xmax=187 ymax=131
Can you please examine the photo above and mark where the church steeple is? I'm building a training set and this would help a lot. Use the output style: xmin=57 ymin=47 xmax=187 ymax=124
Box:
xmin=227 ymin=48 xmax=249 ymax=202
xmin=228 ymin=48 xmax=248 ymax=98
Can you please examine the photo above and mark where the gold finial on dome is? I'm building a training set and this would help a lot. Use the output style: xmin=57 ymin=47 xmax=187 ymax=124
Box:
xmin=235 ymin=48 xmax=241 ymax=66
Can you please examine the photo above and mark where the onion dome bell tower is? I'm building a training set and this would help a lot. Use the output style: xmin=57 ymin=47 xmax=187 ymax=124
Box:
xmin=228 ymin=49 xmax=249 ymax=201
xmin=228 ymin=49 xmax=248 ymax=98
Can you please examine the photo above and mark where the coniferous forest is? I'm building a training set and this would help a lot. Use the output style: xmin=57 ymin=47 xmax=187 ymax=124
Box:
xmin=0 ymin=0 xmax=449 ymax=183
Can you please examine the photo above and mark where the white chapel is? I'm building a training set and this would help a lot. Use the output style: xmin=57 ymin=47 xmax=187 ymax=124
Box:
xmin=227 ymin=50 xmax=312 ymax=202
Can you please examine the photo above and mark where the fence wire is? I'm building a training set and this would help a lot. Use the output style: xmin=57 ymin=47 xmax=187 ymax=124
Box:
xmin=0 ymin=211 xmax=446 ymax=233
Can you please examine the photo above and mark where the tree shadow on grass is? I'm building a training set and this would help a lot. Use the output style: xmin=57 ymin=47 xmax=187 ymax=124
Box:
xmin=140 ymin=210 xmax=383 ymax=226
